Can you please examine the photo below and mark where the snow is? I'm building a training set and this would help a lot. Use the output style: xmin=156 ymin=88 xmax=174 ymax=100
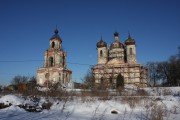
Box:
xmin=0 ymin=87 xmax=180 ymax=120
xmin=0 ymin=95 xmax=24 ymax=105
xmin=37 ymin=87 xmax=49 ymax=92
xmin=143 ymin=87 xmax=180 ymax=96
xmin=1 ymin=105 xmax=26 ymax=112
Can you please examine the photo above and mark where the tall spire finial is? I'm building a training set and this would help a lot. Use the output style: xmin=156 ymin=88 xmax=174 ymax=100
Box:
xmin=114 ymin=28 xmax=119 ymax=37
xmin=114 ymin=31 xmax=119 ymax=37
xmin=54 ymin=25 xmax=58 ymax=34
xmin=114 ymin=30 xmax=119 ymax=42
xmin=128 ymin=31 xmax=132 ymax=39
xmin=100 ymin=34 xmax=103 ymax=41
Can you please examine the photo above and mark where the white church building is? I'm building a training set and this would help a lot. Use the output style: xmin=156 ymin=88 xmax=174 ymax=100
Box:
xmin=37 ymin=28 xmax=73 ymax=88
xmin=92 ymin=32 xmax=147 ymax=88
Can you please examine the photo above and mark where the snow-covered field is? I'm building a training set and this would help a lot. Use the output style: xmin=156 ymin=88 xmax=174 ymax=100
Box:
xmin=0 ymin=86 xmax=180 ymax=120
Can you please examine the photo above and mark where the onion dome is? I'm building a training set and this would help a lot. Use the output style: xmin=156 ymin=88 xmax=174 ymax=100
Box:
xmin=50 ymin=28 xmax=62 ymax=42
xmin=110 ymin=41 xmax=124 ymax=49
xmin=110 ymin=32 xmax=124 ymax=49
xmin=97 ymin=36 xmax=107 ymax=48
xmin=114 ymin=31 xmax=119 ymax=37
xmin=125 ymin=33 xmax=135 ymax=45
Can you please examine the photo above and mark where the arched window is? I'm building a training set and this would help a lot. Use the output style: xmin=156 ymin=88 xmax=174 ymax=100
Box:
xmin=62 ymin=73 xmax=65 ymax=84
xmin=62 ymin=55 xmax=65 ymax=66
xmin=101 ymin=77 xmax=104 ymax=84
xmin=116 ymin=74 xmax=124 ymax=88
xmin=59 ymin=57 xmax=63 ymax=64
xmin=130 ymin=48 xmax=133 ymax=55
xmin=59 ymin=73 xmax=61 ymax=82
xmin=66 ymin=74 xmax=68 ymax=82
xmin=109 ymin=77 xmax=113 ymax=84
xmin=45 ymin=73 xmax=49 ymax=79
xmin=49 ymin=57 xmax=53 ymax=67
xmin=51 ymin=42 xmax=55 ymax=48
xmin=100 ymin=50 xmax=103 ymax=57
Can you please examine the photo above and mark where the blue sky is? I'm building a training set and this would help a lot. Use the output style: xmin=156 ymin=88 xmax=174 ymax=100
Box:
xmin=0 ymin=0 xmax=180 ymax=85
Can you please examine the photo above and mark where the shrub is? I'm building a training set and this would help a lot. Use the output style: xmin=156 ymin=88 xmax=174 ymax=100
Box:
xmin=42 ymin=102 xmax=53 ymax=110
xmin=0 ymin=103 xmax=11 ymax=109
xmin=162 ymin=88 xmax=172 ymax=95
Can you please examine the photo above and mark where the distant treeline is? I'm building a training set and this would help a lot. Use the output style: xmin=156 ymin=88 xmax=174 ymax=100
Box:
xmin=146 ymin=46 xmax=180 ymax=86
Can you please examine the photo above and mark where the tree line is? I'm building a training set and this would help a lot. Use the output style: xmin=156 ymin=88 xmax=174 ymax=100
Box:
xmin=1 ymin=75 xmax=37 ymax=94
xmin=146 ymin=46 xmax=180 ymax=86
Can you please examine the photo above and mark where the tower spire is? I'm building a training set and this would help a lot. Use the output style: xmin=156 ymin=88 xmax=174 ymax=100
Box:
xmin=114 ymin=31 xmax=119 ymax=41
xmin=128 ymin=31 xmax=131 ymax=39
xmin=54 ymin=25 xmax=58 ymax=34
xmin=100 ymin=34 xmax=103 ymax=41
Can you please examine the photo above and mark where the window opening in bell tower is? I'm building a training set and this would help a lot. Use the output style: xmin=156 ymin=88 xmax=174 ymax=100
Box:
xmin=52 ymin=41 xmax=55 ymax=48
xmin=101 ymin=77 xmax=104 ymax=84
xmin=49 ymin=57 xmax=54 ymax=67
xmin=100 ymin=50 xmax=103 ymax=57
xmin=130 ymin=48 xmax=133 ymax=55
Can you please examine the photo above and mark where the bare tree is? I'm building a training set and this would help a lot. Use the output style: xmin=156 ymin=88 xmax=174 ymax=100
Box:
xmin=27 ymin=76 xmax=37 ymax=93
xmin=146 ymin=62 xmax=159 ymax=86
xmin=11 ymin=75 xmax=29 ymax=85
xmin=168 ymin=55 xmax=180 ymax=86
xmin=148 ymin=46 xmax=180 ymax=86
xmin=156 ymin=61 xmax=170 ymax=85
xmin=0 ymin=85 xmax=2 ymax=92
xmin=82 ymin=68 xmax=95 ymax=89
xmin=177 ymin=46 xmax=180 ymax=59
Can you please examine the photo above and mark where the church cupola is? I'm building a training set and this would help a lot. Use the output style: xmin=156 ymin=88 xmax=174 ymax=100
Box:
xmin=114 ymin=31 xmax=120 ymax=41
xmin=110 ymin=32 xmax=124 ymax=49
xmin=97 ymin=36 xmax=108 ymax=64
xmin=37 ymin=27 xmax=72 ymax=87
xmin=109 ymin=32 xmax=125 ymax=62
xmin=50 ymin=28 xmax=62 ymax=42
xmin=97 ymin=37 xmax=107 ymax=48
xmin=49 ymin=28 xmax=62 ymax=50
xmin=125 ymin=33 xmax=136 ymax=45
xmin=125 ymin=33 xmax=136 ymax=64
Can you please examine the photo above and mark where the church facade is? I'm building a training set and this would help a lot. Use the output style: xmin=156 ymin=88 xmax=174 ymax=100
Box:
xmin=37 ymin=28 xmax=72 ymax=87
xmin=92 ymin=32 xmax=147 ymax=88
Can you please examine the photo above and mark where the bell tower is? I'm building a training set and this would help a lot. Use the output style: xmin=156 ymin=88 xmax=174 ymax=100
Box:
xmin=44 ymin=28 xmax=66 ymax=68
xmin=96 ymin=36 xmax=108 ymax=64
xmin=125 ymin=33 xmax=136 ymax=64
xmin=37 ymin=27 xmax=72 ymax=87
xmin=49 ymin=28 xmax=62 ymax=49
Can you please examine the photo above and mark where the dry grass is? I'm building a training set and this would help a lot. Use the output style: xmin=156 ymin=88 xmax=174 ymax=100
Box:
xmin=162 ymin=88 xmax=172 ymax=96
xmin=81 ymin=90 xmax=111 ymax=100
xmin=145 ymin=103 xmax=167 ymax=120
xmin=121 ymin=96 xmax=142 ymax=109
xmin=1 ymin=86 xmax=179 ymax=120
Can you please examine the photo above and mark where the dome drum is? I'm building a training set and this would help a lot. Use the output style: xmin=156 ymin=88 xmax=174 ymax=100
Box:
xmin=110 ymin=41 xmax=124 ymax=49
xmin=125 ymin=41 xmax=135 ymax=45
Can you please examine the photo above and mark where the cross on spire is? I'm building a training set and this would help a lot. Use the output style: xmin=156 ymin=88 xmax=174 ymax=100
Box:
xmin=54 ymin=25 xmax=58 ymax=34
